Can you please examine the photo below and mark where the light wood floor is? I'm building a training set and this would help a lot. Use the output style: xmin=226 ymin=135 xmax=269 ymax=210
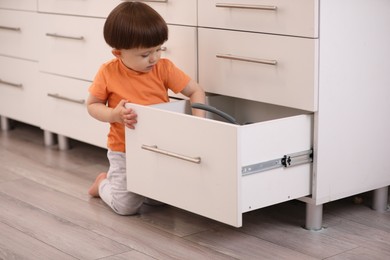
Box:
xmin=0 ymin=122 xmax=389 ymax=260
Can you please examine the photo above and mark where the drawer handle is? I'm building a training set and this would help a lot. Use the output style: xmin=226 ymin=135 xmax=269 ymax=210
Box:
xmin=47 ymin=93 xmax=85 ymax=104
xmin=141 ymin=145 xmax=201 ymax=164
xmin=46 ymin=33 xmax=84 ymax=41
xmin=0 ymin=26 xmax=21 ymax=31
xmin=216 ymin=54 xmax=277 ymax=66
xmin=216 ymin=3 xmax=277 ymax=11
xmin=0 ymin=79 xmax=23 ymax=88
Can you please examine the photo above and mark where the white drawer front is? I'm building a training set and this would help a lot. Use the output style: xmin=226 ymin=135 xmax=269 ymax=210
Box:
xmin=38 ymin=0 xmax=116 ymax=17
xmin=199 ymin=28 xmax=318 ymax=111
xmin=125 ymin=96 xmax=312 ymax=227
xmin=0 ymin=0 xmax=37 ymax=11
xmin=38 ymin=13 xmax=112 ymax=81
xmin=38 ymin=0 xmax=197 ymax=25
xmin=40 ymin=73 xmax=109 ymax=148
xmin=161 ymin=25 xmax=197 ymax=80
xmin=198 ymin=0 xmax=318 ymax=38
xmin=0 ymin=10 xmax=39 ymax=60
xmin=0 ymin=56 xmax=41 ymax=127
xmin=161 ymin=25 xmax=198 ymax=99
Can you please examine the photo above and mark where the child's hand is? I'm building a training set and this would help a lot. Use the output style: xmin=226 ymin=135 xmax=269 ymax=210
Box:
xmin=113 ymin=100 xmax=138 ymax=129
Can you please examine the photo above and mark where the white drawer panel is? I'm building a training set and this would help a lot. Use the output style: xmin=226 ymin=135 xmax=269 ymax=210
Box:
xmin=38 ymin=0 xmax=197 ymax=25
xmin=38 ymin=13 xmax=112 ymax=81
xmin=38 ymin=0 xmax=117 ymax=18
xmin=40 ymin=73 xmax=109 ymax=148
xmin=198 ymin=0 xmax=318 ymax=38
xmin=199 ymin=28 xmax=318 ymax=111
xmin=0 ymin=0 xmax=37 ymax=11
xmin=0 ymin=56 xmax=41 ymax=126
xmin=161 ymin=25 xmax=197 ymax=99
xmin=0 ymin=10 xmax=39 ymax=60
xmin=125 ymin=96 xmax=312 ymax=227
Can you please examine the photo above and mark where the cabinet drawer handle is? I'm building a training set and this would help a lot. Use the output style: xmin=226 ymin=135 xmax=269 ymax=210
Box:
xmin=45 ymin=33 xmax=84 ymax=41
xmin=216 ymin=3 xmax=277 ymax=11
xmin=0 ymin=79 xmax=23 ymax=88
xmin=0 ymin=26 xmax=21 ymax=31
xmin=216 ymin=54 xmax=277 ymax=66
xmin=142 ymin=145 xmax=201 ymax=164
xmin=47 ymin=93 xmax=85 ymax=104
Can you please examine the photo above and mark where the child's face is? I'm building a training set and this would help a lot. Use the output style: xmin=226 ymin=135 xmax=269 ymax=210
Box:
xmin=116 ymin=45 xmax=163 ymax=73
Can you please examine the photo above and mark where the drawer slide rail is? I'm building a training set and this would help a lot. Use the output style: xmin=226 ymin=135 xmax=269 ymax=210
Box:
xmin=242 ymin=149 xmax=313 ymax=176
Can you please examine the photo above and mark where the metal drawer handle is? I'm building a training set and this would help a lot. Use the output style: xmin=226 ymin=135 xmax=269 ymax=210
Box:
xmin=0 ymin=79 xmax=23 ymax=88
xmin=0 ymin=26 xmax=21 ymax=31
xmin=46 ymin=33 xmax=84 ymax=41
xmin=47 ymin=93 xmax=85 ymax=104
xmin=216 ymin=3 xmax=277 ymax=11
xmin=142 ymin=145 xmax=201 ymax=164
xmin=216 ymin=54 xmax=277 ymax=66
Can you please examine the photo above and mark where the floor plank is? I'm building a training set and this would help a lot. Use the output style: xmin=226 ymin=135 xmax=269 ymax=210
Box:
xmin=0 ymin=122 xmax=389 ymax=260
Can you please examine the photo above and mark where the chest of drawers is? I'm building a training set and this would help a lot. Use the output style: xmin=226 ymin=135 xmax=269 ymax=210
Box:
xmin=0 ymin=3 xmax=40 ymax=129
xmin=126 ymin=0 xmax=390 ymax=228
xmin=2 ymin=0 xmax=389 ymax=229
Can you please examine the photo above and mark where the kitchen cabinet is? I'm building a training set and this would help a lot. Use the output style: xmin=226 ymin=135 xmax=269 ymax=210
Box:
xmin=126 ymin=0 xmax=390 ymax=228
xmin=1 ymin=0 xmax=389 ymax=229
xmin=0 ymin=3 xmax=40 ymax=129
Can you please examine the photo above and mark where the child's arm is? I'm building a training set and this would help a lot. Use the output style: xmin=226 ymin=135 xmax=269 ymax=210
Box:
xmin=180 ymin=79 xmax=206 ymax=118
xmin=86 ymin=94 xmax=137 ymax=129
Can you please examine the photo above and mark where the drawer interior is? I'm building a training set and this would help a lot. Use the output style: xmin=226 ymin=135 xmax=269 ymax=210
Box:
xmin=160 ymin=95 xmax=309 ymax=125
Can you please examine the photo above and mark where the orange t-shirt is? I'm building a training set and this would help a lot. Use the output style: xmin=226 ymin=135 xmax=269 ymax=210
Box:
xmin=89 ymin=58 xmax=190 ymax=152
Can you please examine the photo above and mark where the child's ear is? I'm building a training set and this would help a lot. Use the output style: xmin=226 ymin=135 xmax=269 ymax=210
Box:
xmin=112 ymin=49 xmax=121 ymax=58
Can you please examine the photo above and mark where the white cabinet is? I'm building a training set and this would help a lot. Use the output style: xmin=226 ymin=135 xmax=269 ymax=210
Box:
xmin=126 ymin=96 xmax=313 ymax=226
xmin=39 ymin=73 xmax=108 ymax=148
xmin=36 ymin=1 xmax=198 ymax=148
xmin=2 ymin=0 xmax=389 ymax=229
xmin=0 ymin=56 xmax=41 ymax=127
xmin=0 ymin=9 xmax=39 ymax=61
xmin=38 ymin=13 xmax=112 ymax=81
xmin=0 ymin=4 xmax=40 ymax=129
xmin=0 ymin=0 xmax=37 ymax=11
xmin=198 ymin=0 xmax=318 ymax=37
xmin=198 ymin=28 xmax=318 ymax=111
xmin=125 ymin=0 xmax=390 ymax=229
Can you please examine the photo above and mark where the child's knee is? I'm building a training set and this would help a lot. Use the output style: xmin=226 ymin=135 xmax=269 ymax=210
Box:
xmin=111 ymin=195 xmax=144 ymax=215
xmin=113 ymin=205 xmax=139 ymax=215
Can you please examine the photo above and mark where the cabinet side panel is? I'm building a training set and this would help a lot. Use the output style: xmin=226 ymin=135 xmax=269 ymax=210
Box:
xmin=315 ymin=0 xmax=390 ymax=203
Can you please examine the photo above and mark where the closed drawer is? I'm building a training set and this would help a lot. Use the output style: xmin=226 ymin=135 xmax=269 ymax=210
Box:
xmin=0 ymin=0 xmax=37 ymax=11
xmin=38 ymin=0 xmax=197 ymax=26
xmin=40 ymin=73 xmax=109 ymax=148
xmin=0 ymin=9 xmax=39 ymax=60
xmin=125 ymin=96 xmax=313 ymax=227
xmin=38 ymin=13 xmax=112 ymax=81
xmin=161 ymin=25 xmax=197 ymax=99
xmin=199 ymin=28 xmax=318 ymax=111
xmin=38 ymin=0 xmax=117 ymax=18
xmin=198 ymin=0 xmax=318 ymax=38
xmin=0 ymin=56 xmax=41 ymax=126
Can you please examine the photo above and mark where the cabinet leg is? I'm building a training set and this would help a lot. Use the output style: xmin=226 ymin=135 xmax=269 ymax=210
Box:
xmin=305 ymin=203 xmax=323 ymax=231
xmin=372 ymin=186 xmax=389 ymax=212
xmin=44 ymin=130 xmax=57 ymax=146
xmin=1 ymin=116 xmax=11 ymax=131
xmin=58 ymin=134 xmax=70 ymax=150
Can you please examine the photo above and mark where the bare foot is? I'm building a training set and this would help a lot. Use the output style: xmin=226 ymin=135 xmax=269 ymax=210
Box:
xmin=88 ymin=172 xmax=107 ymax=197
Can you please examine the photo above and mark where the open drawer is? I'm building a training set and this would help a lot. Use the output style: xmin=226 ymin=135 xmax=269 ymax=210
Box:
xmin=125 ymin=96 xmax=313 ymax=227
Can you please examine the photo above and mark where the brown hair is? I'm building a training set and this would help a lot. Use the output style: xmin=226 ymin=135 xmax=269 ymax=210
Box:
xmin=104 ymin=2 xmax=168 ymax=49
